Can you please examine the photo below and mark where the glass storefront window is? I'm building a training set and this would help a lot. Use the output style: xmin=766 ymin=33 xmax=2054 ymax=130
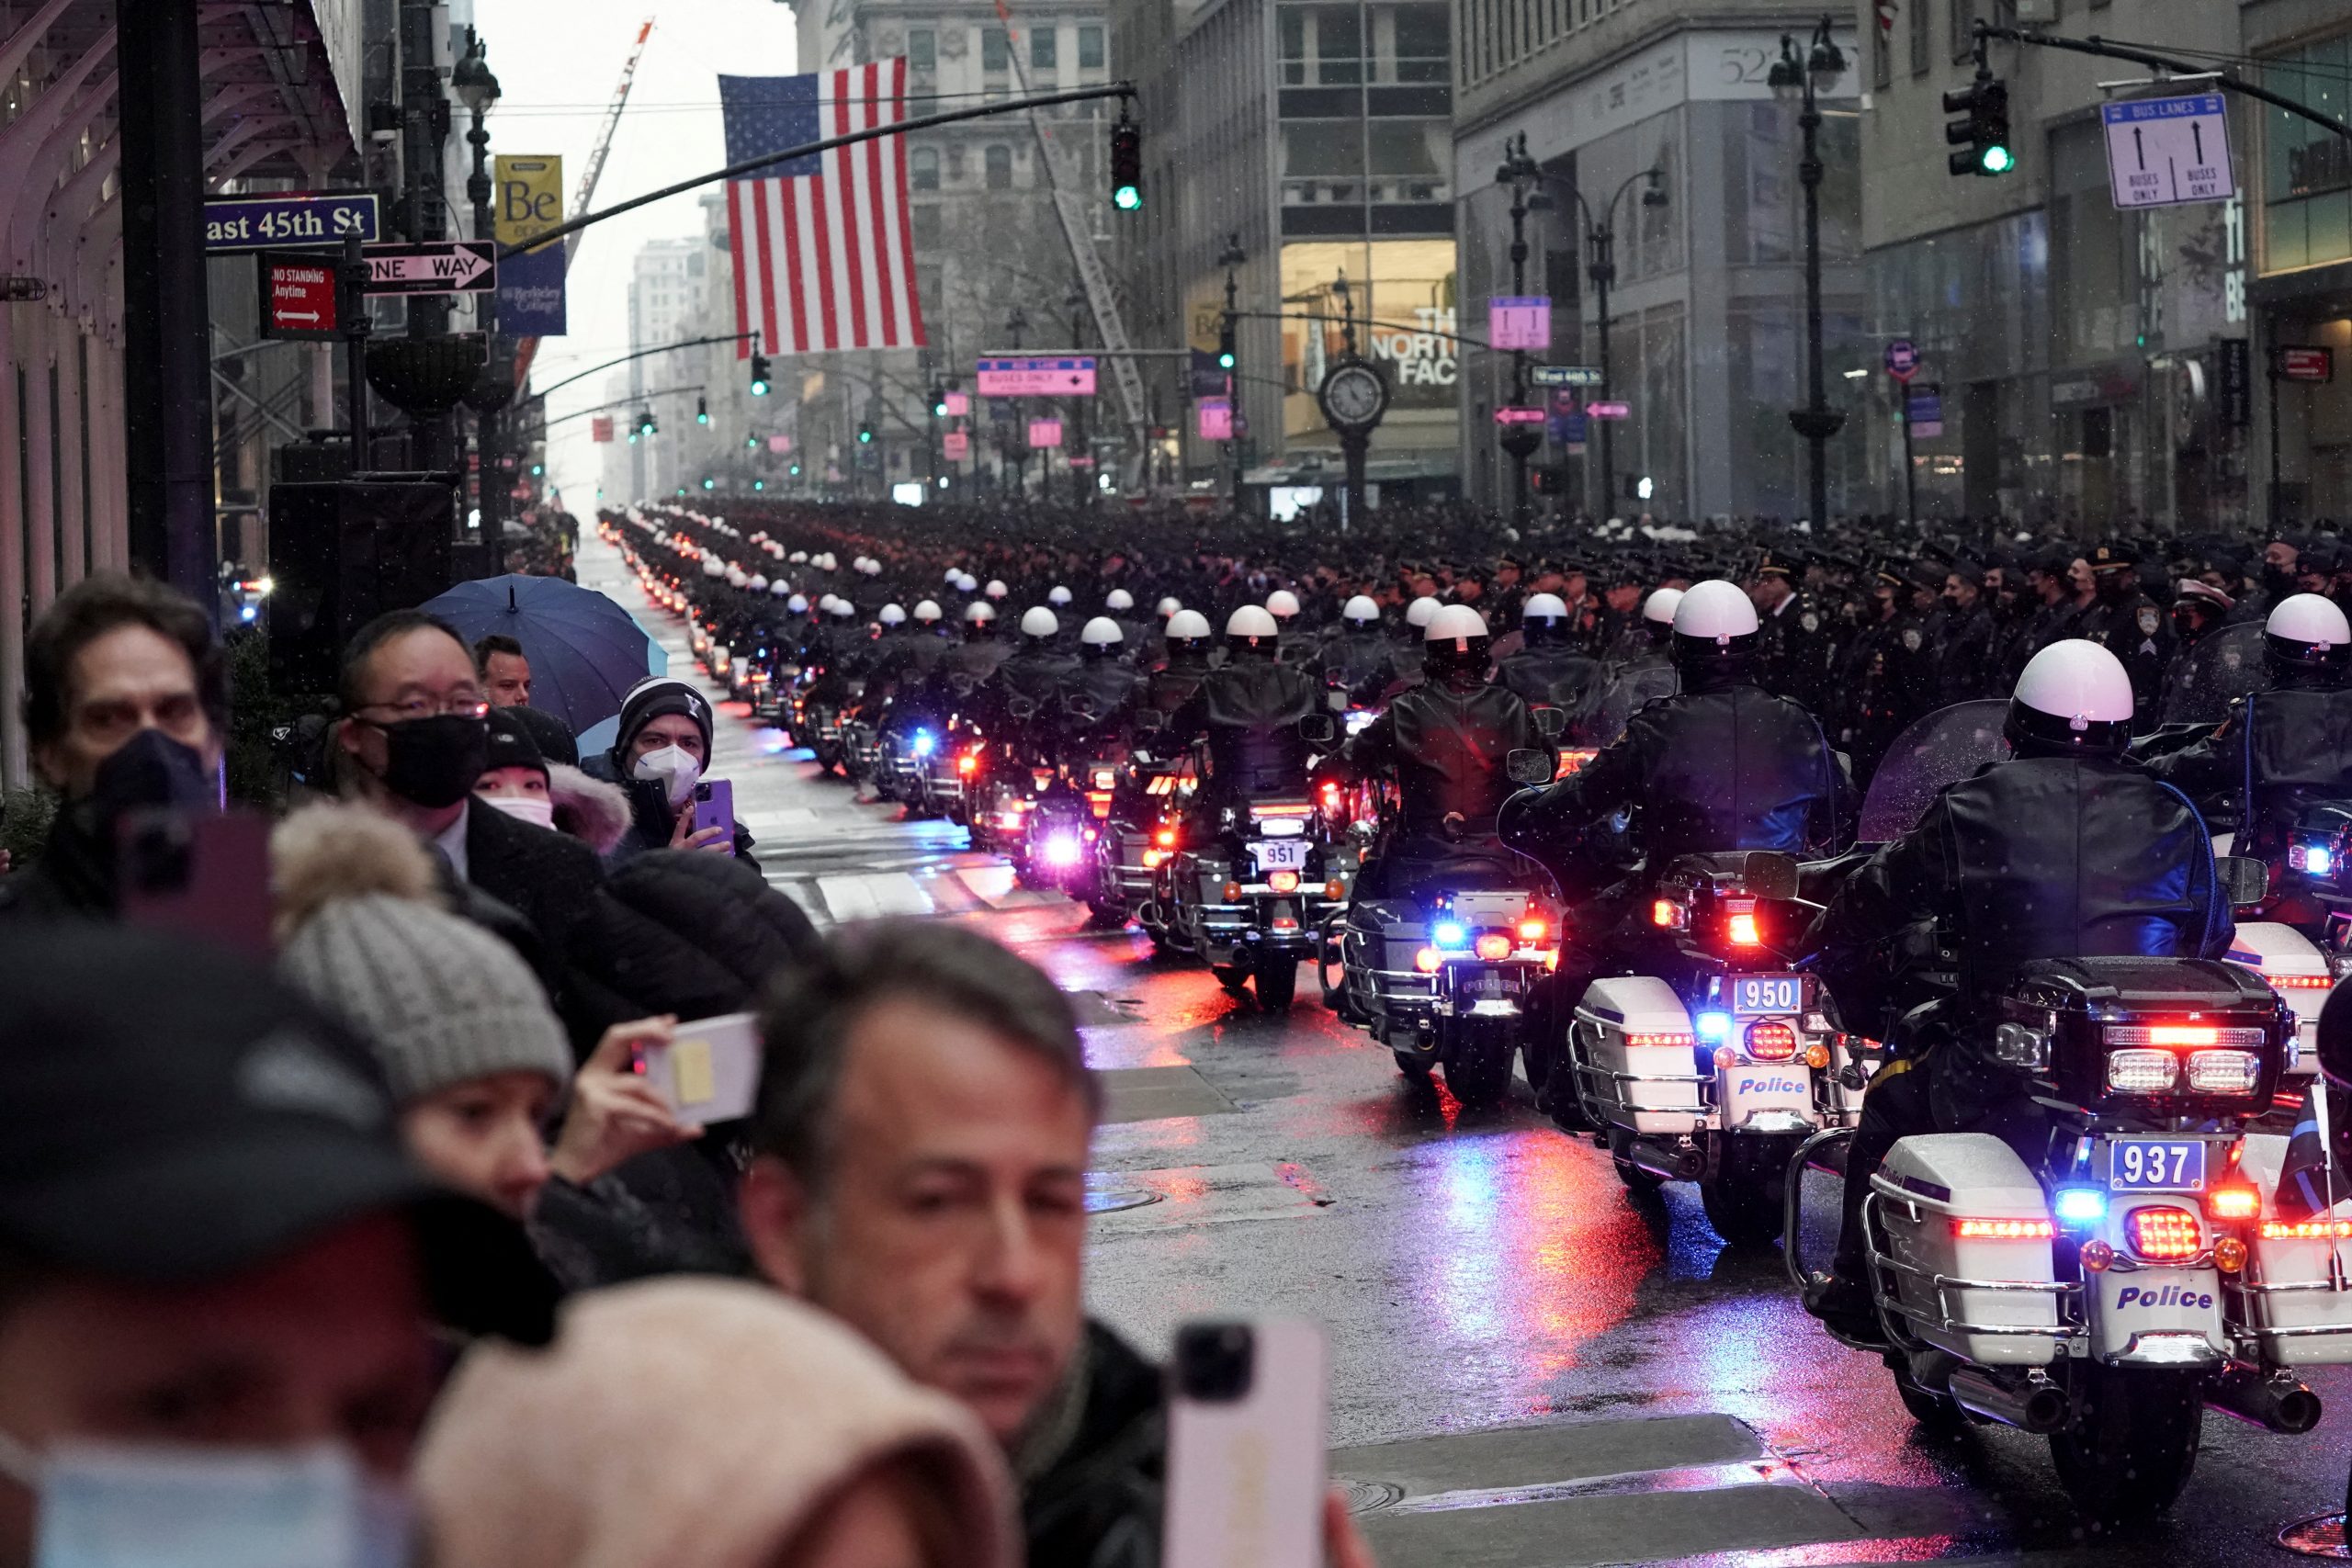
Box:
xmin=2262 ymin=35 xmax=2352 ymax=275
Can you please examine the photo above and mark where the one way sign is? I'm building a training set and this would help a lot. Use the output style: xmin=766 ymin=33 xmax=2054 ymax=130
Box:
xmin=363 ymin=240 xmax=498 ymax=297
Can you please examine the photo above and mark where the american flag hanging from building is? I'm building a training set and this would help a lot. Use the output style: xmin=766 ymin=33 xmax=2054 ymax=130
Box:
xmin=719 ymin=62 xmax=927 ymax=357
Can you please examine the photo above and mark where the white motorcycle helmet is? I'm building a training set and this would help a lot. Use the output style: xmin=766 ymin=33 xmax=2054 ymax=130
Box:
xmin=912 ymin=600 xmax=944 ymax=623
xmin=1047 ymin=585 xmax=1073 ymax=606
xmin=1522 ymin=592 xmax=1570 ymax=622
xmin=878 ymin=604 xmax=907 ymax=626
xmin=790 ymin=550 xmax=809 ymax=565
xmin=984 ymin=579 xmax=1009 ymax=601
xmin=2265 ymin=592 xmax=2352 ymax=679
xmin=1106 ymin=588 xmax=1136 ymax=612
xmin=769 ymin=580 xmax=793 ymax=598
xmin=1266 ymin=589 xmax=1302 ymax=621
xmin=1341 ymin=594 xmax=1381 ymax=626
xmin=1165 ymin=608 xmax=1213 ymax=649
xmin=1157 ymin=596 xmax=1182 ymax=620
xmin=1403 ymin=595 xmax=1439 ymax=630
xmin=945 ymin=568 xmax=963 ymax=584
xmin=956 ymin=572 xmax=978 ymax=593
xmin=2009 ymin=638 xmax=2135 ymax=752
xmin=1019 ymin=606 xmax=1060 ymax=640
xmin=1641 ymin=587 xmax=1685 ymax=628
xmin=786 ymin=593 xmax=809 ymax=614
xmin=1669 ymin=581 xmax=1760 ymax=676
xmin=1226 ymin=604 xmax=1280 ymax=656
xmin=1424 ymin=604 xmax=1492 ymax=683
xmin=964 ymin=601 xmax=997 ymax=626
xmin=1080 ymin=615 xmax=1125 ymax=653
xmin=748 ymin=574 xmax=769 ymax=592
xmin=701 ymin=557 xmax=727 ymax=580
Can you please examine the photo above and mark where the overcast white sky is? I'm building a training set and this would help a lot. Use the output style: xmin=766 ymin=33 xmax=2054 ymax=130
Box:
xmin=475 ymin=0 xmax=801 ymax=507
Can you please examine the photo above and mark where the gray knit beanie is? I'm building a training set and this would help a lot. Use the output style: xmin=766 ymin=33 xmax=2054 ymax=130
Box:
xmin=278 ymin=894 xmax=573 ymax=1104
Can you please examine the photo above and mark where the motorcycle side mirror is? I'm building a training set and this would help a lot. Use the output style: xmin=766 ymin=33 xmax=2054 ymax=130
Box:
xmin=1506 ymin=749 xmax=1555 ymax=787
xmin=2319 ymin=981 xmax=2352 ymax=1091
xmin=1008 ymin=695 xmax=1038 ymax=721
xmin=2218 ymin=855 xmax=2269 ymax=908
xmin=1740 ymin=852 xmax=1801 ymax=904
xmin=1532 ymin=705 xmax=1566 ymax=739
xmin=1134 ymin=709 xmax=1167 ymax=733
xmin=1297 ymin=713 xmax=1337 ymax=744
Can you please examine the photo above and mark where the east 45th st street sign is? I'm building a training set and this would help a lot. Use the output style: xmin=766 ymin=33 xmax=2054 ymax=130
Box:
xmin=362 ymin=241 xmax=497 ymax=297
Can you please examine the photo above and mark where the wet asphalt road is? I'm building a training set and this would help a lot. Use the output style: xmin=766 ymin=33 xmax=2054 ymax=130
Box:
xmin=587 ymin=538 xmax=2352 ymax=1566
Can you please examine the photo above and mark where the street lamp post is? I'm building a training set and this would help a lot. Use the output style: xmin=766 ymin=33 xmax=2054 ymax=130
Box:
xmin=1004 ymin=306 xmax=1030 ymax=497
xmin=1562 ymin=166 xmax=1667 ymax=519
xmin=1496 ymin=133 xmax=1543 ymax=525
xmin=452 ymin=28 xmax=503 ymax=570
xmin=1771 ymin=17 xmax=1849 ymax=527
xmin=1217 ymin=232 xmax=1246 ymax=512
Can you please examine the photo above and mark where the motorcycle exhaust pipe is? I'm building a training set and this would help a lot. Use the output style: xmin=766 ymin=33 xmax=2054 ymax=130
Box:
xmin=1134 ymin=900 xmax=1162 ymax=929
xmin=1624 ymin=1135 xmax=1704 ymax=1184
xmin=2204 ymin=1364 xmax=2323 ymax=1435
xmin=1947 ymin=1367 xmax=2068 ymax=1435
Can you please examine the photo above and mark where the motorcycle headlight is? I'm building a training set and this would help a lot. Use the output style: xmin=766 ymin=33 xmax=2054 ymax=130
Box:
xmin=2107 ymin=1049 xmax=2179 ymax=1095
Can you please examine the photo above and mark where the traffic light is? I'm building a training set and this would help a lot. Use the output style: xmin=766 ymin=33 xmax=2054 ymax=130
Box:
xmin=1109 ymin=113 xmax=1141 ymax=211
xmin=750 ymin=353 xmax=772 ymax=396
xmin=1216 ymin=317 xmax=1236 ymax=372
xmin=753 ymin=479 xmax=766 ymax=491
xmin=745 ymin=434 xmax=758 ymax=450
xmin=857 ymin=423 xmax=874 ymax=445
xmin=701 ymin=476 xmax=716 ymax=491
xmin=932 ymin=384 xmax=949 ymax=418
xmin=695 ymin=396 xmax=709 ymax=425
xmin=1943 ymin=73 xmax=2013 ymax=177
xmin=530 ymin=461 xmax=544 ymax=476
xmin=634 ymin=408 xmax=657 ymax=437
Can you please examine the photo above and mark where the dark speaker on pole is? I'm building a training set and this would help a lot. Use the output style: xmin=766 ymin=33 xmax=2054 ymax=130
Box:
xmin=266 ymin=479 xmax=456 ymax=692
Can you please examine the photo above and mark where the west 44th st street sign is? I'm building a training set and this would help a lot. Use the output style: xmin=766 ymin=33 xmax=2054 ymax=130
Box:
xmin=362 ymin=241 xmax=497 ymax=297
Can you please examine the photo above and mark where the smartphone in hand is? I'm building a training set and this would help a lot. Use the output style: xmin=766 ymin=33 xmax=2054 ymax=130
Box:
xmin=117 ymin=807 xmax=274 ymax=959
xmin=632 ymin=1012 xmax=762 ymax=1126
xmin=1162 ymin=1319 xmax=1329 ymax=1568
xmin=692 ymin=778 xmax=736 ymax=855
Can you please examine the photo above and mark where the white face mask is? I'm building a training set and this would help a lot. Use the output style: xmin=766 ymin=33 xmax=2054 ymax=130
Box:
xmin=632 ymin=743 xmax=702 ymax=807
xmin=481 ymin=794 xmax=556 ymax=829
xmin=0 ymin=1431 xmax=412 ymax=1568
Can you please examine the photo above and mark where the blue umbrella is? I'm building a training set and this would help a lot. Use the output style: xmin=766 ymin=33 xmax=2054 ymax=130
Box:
xmin=422 ymin=575 xmax=667 ymax=736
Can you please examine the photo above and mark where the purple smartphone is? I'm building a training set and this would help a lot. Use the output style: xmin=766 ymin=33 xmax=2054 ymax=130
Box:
xmin=692 ymin=778 xmax=736 ymax=855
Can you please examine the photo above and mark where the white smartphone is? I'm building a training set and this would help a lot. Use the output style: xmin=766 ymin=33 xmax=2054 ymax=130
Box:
xmin=1161 ymin=1319 xmax=1329 ymax=1568
xmin=633 ymin=1012 xmax=763 ymax=1126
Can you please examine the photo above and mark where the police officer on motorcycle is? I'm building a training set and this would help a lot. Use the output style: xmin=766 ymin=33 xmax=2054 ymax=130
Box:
xmin=1493 ymin=592 xmax=1602 ymax=713
xmin=2152 ymin=593 xmax=2352 ymax=922
xmin=1501 ymin=581 xmax=1850 ymax=932
xmin=1320 ymin=595 xmax=1397 ymax=710
xmin=1070 ymin=616 xmax=1144 ymax=723
xmin=1172 ymin=605 xmax=1321 ymax=819
xmin=1803 ymin=639 xmax=2236 ymax=1342
xmin=1340 ymin=605 xmax=1551 ymax=900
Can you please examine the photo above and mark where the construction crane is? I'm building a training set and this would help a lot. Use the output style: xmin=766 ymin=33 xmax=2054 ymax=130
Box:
xmin=513 ymin=17 xmax=656 ymax=389
xmin=993 ymin=3 xmax=1149 ymax=483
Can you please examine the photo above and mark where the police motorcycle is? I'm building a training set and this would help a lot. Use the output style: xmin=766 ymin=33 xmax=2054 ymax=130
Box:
xmin=1781 ymin=671 xmax=2352 ymax=1523
xmin=921 ymin=603 xmax=1012 ymax=830
xmin=798 ymin=600 xmax=868 ymax=776
xmin=1498 ymin=583 xmax=1860 ymax=1244
xmin=838 ymin=604 xmax=910 ymax=797
xmin=1094 ymin=708 xmax=1185 ymax=926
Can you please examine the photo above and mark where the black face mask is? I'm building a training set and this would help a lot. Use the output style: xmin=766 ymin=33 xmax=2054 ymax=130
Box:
xmin=368 ymin=714 xmax=488 ymax=809
xmin=82 ymin=727 xmax=214 ymax=825
xmin=2265 ymin=561 xmax=2298 ymax=593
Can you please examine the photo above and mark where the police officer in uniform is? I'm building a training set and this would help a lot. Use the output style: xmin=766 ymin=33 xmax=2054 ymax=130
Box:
xmin=1750 ymin=548 xmax=1831 ymax=717
xmin=2075 ymin=541 xmax=2172 ymax=721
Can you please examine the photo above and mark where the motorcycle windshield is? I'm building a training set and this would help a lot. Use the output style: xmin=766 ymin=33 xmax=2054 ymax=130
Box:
xmin=1857 ymin=699 xmax=2010 ymax=842
xmin=1577 ymin=664 xmax=1679 ymax=748
xmin=2161 ymin=621 xmax=2267 ymax=725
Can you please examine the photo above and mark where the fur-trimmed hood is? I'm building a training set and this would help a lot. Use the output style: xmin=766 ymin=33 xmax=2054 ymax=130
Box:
xmin=548 ymin=763 xmax=631 ymax=855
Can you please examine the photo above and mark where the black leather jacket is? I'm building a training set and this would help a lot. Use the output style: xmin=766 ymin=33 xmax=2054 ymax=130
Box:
xmin=1815 ymin=751 xmax=2234 ymax=1035
xmin=1345 ymin=680 xmax=1544 ymax=840
xmin=1503 ymin=676 xmax=1850 ymax=886
xmin=1317 ymin=629 xmax=1396 ymax=705
xmin=1493 ymin=643 xmax=1603 ymax=712
xmin=1175 ymin=655 xmax=1317 ymax=800
xmin=2151 ymin=682 xmax=2352 ymax=863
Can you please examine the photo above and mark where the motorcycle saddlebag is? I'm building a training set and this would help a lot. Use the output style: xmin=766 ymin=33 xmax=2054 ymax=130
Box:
xmin=1869 ymin=1133 xmax=2063 ymax=1365
xmin=2234 ymin=1131 xmax=2352 ymax=1366
xmin=1576 ymin=976 xmax=1704 ymax=1134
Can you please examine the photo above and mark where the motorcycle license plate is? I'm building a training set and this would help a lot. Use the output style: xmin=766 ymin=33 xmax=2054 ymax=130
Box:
xmin=1252 ymin=840 xmax=1308 ymax=873
xmin=1728 ymin=974 xmax=1804 ymax=1015
xmin=2109 ymin=1139 xmax=2206 ymax=1194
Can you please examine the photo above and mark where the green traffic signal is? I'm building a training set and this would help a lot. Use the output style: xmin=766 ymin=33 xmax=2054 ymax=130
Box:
xmin=857 ymin=424 xmax=874 ymax=445
xmin=701 ymin=477 xmax=715 ymax=490
xmin=1217 ymin=350 xmax=1235 ymax=370
xmin=1979 ymin=141 xmax=2015 ymax=175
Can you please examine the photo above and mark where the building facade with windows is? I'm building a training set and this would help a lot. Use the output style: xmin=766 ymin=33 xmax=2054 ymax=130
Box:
xmin=1116 ymin=0 xmax=1460 ymax=502
xmin=1453 ymin=0 xmax=1868 ymax=523
xmin=1859 ymin=0 xmax=2259 ymax=533
xmin=795 ymin=0 xmax=1116 ymax=496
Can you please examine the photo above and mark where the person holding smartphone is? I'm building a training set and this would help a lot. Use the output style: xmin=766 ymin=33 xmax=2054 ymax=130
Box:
xmin=582 ymin=677 xmax=755 ymax=863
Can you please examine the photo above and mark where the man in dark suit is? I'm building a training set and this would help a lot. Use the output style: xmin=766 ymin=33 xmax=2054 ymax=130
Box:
xmin=335 ymin=610 xmax=606 ymax=969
